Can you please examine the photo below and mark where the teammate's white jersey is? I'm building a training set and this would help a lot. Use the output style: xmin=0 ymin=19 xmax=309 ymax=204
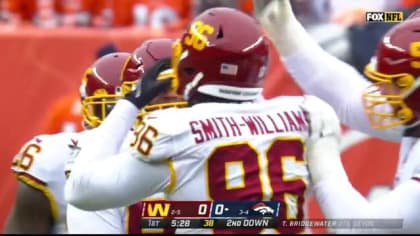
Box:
xmin=266 ymin=8 xmax=420 ymax=232
xmin=65 ymin=97 xmax=325 ymax=234
xmin=282 ymin=36 xmax=419 ymax=187
xmin=11 ymin=120 xmax=166 ymax=234
xmin=11 ymin=131 xmax=93 ymax=233
xmin=66 ymin=130 xmax=170 ymax=234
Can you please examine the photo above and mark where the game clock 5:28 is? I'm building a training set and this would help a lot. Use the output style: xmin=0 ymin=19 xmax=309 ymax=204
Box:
xmin=170 ymin=219 xmax=191 ymax=228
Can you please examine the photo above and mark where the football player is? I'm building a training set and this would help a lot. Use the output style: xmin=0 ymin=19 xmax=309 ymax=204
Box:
xmin=254 ymin=0 xmax=420 ymax=233
xmin=65 ymin=7 xmax=342 ymax=234
xmin=5 ymin=38 xmax=185 ymax=233
xmin=66 ymin=38 xmax=184 ymax=234
xmin=4 ymin=51 xmax=140 ymax=234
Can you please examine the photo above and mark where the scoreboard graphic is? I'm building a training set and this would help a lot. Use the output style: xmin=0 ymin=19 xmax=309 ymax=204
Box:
xmin=139 ymin=201 xmax=403 ymax=231
xmin=140 ymin=201 xmax=280 ymax=229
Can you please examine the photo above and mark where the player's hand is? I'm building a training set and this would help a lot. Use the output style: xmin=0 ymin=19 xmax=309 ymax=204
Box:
xmin=301 ymin=96 xmax=341 ymax=143
xmin=301 ymin=96 xmax=344 ymax=184
xmin=253 ymin=0 xmax=294 ymax=33
xmin=253 ymin=0 xmax=304 ymax=57
xmin=124 ymin=58 xmax=173 ymax=109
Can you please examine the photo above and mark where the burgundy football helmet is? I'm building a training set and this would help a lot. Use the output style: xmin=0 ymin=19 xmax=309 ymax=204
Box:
xmin=132 ymin=38 xmax=187 ymax=114
xmin=362 ymin=14 xmax=420 ymax=129
xmin=80 ymin=52 xmax=142 ymax=128
xmin=171 ymin=7 xmax=269 ymax=102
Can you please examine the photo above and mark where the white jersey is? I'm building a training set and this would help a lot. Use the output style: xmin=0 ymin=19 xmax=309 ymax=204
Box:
xmin=10 ymin=126 xmax=147 ymax=234
xmin=66 ymin=130 xmax=171 ymax=234
xmin=11 ymin=131 xmax=94 ymax=234
xmin=138 ymin=97 xmax=310 ymax=201
xmin=65 ymin=97 xmax=317 ymax=234
xmin=273 ymin=14 xmax=420 ymax=232
xmin=395 ymin=138 xmax=420 ymax=186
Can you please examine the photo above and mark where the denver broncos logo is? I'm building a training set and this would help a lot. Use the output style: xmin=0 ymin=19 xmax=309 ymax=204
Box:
xmin=251 ymin=202 xmax=274 ymax=216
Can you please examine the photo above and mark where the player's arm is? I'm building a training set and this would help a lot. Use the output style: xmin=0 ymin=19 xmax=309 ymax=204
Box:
xmin=67 ymin=204 xmax=125 ymax=233
xmin=65 ymin=147 xmax=171 ymax=210
xmin=66 ymin=58 xmax=174 ymax=210
xmin=303 ymin=96 xmax=418 ymax=233
xmin=254 ymin=0 xmax=404 ymax=141
xmin=3 ymin=182 xmax=53 ymax=233
xmin=5 ymin=136 xmax=62 ymax=234
xmin=66 ymin=147 xmax=127 ymax=234
xmin=65 ymin=100 xmax=174 ymax=210
xmin=65 ymin=101 xmax=171 ymax=211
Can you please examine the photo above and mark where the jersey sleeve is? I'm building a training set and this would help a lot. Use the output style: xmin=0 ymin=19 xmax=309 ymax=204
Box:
xmin=11 ymin=135 xmax=63 ymax=185
xmin=65 ymin=100 xmax=174 ymax=210
xmin=280 ymin=27 xmax=404 ymax=142
xmin=128 ymin=109 xmax=181 ymax=162
xmin=10 ymin=134 xmax=71 ymax=224
xmin=258 ymin=0 xmax=404 ymax=142
xmin=65 ymin=151 xmax=171 ymax=210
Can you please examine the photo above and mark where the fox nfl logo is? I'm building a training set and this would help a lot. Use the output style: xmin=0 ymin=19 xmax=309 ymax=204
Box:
xmin=366 ymin=11 xmax=403 ymax=22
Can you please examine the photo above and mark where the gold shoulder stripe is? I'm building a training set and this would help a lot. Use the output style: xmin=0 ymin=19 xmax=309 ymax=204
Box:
xmin=164 ymin=159 xmax=176 ymax=194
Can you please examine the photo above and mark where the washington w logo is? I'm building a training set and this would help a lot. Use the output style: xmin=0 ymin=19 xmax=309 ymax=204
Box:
xmin=251 ymin=202 xmax=274 ymax=216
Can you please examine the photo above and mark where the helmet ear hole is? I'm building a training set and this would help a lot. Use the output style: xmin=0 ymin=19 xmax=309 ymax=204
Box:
xmin=216 ymin=26 xmax=224 ymax=39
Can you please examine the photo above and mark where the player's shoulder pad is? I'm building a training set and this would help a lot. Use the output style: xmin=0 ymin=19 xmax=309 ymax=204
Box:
xmin=142 ymin=107 xmax=191 ymax=135
xmin=12 ymin=132 xmax=81 ymax=179
xmin=130 ymin=108 xmax=193 ymax=162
